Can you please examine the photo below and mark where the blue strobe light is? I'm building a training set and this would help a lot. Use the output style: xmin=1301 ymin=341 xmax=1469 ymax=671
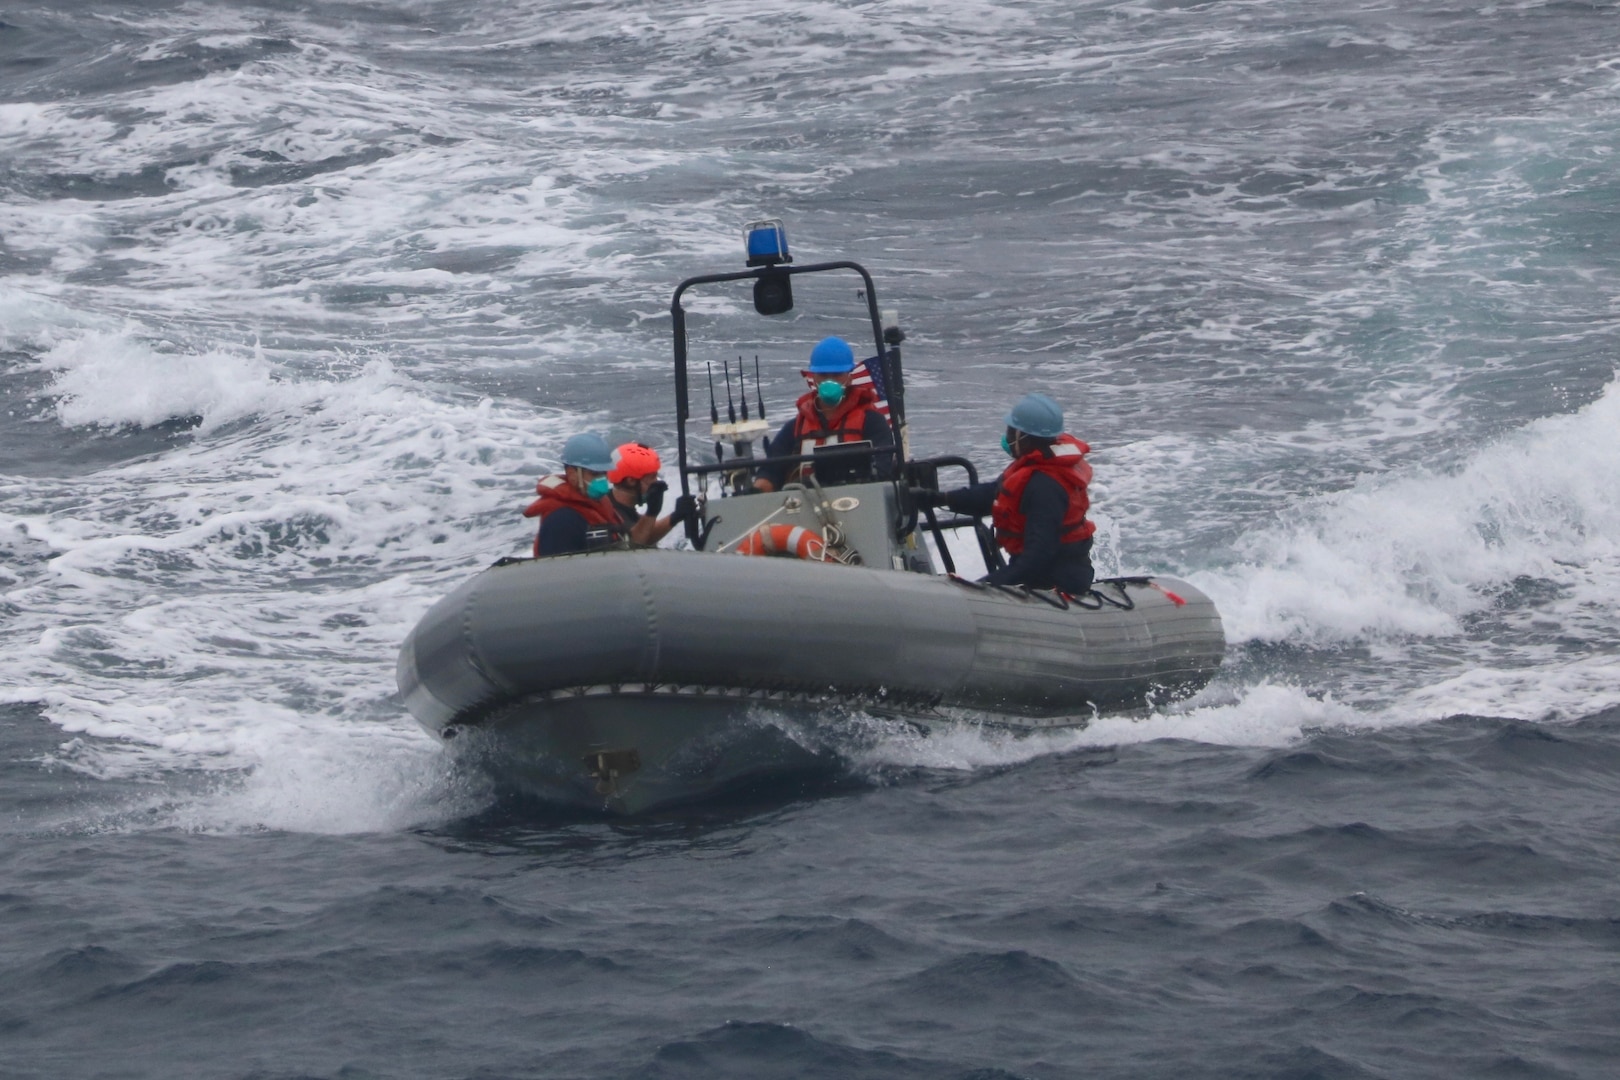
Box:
xmin=744 ymin=219 xmax=791 ymax=266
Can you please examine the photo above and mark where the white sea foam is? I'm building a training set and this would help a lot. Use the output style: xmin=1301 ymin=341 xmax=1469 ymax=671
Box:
xmin=1 ymin=321 xmax=582 ymax=832
xmin=35 ymin=331 xmax=310 ymax=430
xmin=162 ymin=714 xmax=489 ymax=836
xmin=1193 ymin=377 xmax=1620 ymax=646
xmin=0 ymin=286 xmax=120 ymax=350
xmin=1394 ymin=655 xmax=1620 ymax=726
xmin=843 ymin=682 xmax=1365 ymax=775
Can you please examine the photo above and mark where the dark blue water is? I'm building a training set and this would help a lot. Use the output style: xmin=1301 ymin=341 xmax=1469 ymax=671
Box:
xmin=6 ymin=698 xmax=1619 ymax=1078
xmin=4 ymin=1 xmax=1620 ymax=1076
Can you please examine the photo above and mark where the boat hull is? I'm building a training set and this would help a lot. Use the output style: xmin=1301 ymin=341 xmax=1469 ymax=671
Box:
xmin=447 ymin=692 xmax=851 ymax=814
xmin=398 ymin=549 xmax=1224 ymax=812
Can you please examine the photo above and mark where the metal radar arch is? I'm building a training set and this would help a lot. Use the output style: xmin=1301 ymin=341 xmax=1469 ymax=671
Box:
xmin=670 ymin=220 xmax=910 ymax=547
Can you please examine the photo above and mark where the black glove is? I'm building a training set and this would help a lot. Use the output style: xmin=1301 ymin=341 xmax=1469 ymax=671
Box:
xmin=908 ymin=487 xmax=948 ymax=510
xmin=643 ymin=480 xmax=667 ymax=518
xmin=668 ymin=494 xmax=699 ymax=526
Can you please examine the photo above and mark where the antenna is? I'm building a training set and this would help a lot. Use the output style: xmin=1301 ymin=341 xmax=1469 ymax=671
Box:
xmin=707 ymin=362 xmax=723 ymax=463
xmin=755 ymin=355 xmax=766 ymax=420
xmin=722 ymin=359 xmax=737 ymax=424
xmin=737 ymin=355 xmax=750 ymax=421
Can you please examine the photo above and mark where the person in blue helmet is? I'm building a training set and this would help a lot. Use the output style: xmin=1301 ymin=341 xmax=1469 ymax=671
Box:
xmin=754 ymin=335 xmax=896 ymax=492
xmin=917 ymin=393 xmax=1096 ymax=594
xmin=520 ymin=432 xmax=628 ymax=557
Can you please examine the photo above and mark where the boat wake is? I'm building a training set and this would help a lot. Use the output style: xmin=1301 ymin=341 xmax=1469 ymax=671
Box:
xmin=1190 ymin=376 xmax=1620 ymax=723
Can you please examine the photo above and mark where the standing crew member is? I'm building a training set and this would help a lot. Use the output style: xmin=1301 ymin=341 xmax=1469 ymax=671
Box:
xmin=604 ymin=442 xmax=697 ymax=547
xmin=919 ymin=393 xmax=1096 ymax=594
xmin=521 ymin=432 xmax=625 ymax=557
xmin=755 ymin=336 xmax=895 ymax=492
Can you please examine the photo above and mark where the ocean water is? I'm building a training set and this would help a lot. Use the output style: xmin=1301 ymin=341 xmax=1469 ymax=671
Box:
xmin=3 ymin=1 xmax=1619 ymax=1076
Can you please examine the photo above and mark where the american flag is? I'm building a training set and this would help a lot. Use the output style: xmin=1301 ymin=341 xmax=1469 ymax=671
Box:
xmin=802 ymin=352 xmax=892 ymax=418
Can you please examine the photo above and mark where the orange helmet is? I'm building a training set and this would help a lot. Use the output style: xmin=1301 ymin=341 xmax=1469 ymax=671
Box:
xmin=608 ymin=442 xmax=662 ymax=484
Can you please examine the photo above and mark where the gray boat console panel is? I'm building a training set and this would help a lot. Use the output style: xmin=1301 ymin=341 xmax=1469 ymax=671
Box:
xmin=698 ymin=481 xmax=935 ymax=573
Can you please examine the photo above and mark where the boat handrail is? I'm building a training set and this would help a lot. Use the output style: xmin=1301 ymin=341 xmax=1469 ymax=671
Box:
xmin=905 ymin=455 xmax=1004 ymax=574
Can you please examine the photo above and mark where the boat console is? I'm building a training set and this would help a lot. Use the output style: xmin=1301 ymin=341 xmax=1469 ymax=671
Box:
xmin=698 ymin=481 xmax=932 ymax=574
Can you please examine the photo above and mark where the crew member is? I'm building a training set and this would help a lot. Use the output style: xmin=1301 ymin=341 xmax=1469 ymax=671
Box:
xmin=605 ymin=441 xmax=698 ymax=547
xmin=921 ymin=393 xmax=1096 ymax=594
xmin=521 ymin=432 xmax=625 ymax=557
xmin=754 ymin=336 xmax=895 ymax=492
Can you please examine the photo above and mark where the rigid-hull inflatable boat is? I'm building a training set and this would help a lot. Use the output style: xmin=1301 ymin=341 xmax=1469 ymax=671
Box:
xmin=398 ymin=223 xmax=1226 ymax=812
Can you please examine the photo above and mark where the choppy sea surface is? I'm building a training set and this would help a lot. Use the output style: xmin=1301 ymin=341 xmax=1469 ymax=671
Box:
xmin=4 ymin=2 xmax=1619 ymax=1076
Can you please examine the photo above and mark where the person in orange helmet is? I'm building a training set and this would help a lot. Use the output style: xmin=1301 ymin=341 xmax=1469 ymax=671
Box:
xmin=606 ymin=442 xmax=697 ymax=547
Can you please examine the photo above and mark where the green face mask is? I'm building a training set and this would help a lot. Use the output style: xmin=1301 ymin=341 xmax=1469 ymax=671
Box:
xmin=586 ymin=477 xmax=611 ymax=499
xmin=1001 ymin=434 xmax=1016 ymax=457
xmin=817 ymin=380 xmax=846 ymax=407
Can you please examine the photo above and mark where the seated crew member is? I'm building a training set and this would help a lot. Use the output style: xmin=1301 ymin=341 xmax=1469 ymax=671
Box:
xmin=521 ymin=432 xmax=625 ymax=557
xmin=754 ymin=335 xmax=896 ymax=492
xmin=605 ymin=441 xmax=698 ymax=547
xmin=921 ymin=393 xmax=1096 ymax=594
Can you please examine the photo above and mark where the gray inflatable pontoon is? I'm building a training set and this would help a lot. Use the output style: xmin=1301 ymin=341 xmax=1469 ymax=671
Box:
xmin=398 ymin=547 xmax=1223 ymax=812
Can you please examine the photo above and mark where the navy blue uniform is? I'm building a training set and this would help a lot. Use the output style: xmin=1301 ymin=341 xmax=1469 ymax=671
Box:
xmin=535 ymin=507 xmax=589 ymax=557
xmin=536 ymin=505 xmax=632 ymax=556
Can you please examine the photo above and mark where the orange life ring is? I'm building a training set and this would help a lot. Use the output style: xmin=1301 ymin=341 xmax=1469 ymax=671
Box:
xmin=734 ymin=523 xmax=827 ymax=561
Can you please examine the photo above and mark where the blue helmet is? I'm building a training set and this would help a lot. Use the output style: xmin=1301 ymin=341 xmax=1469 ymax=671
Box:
xmin=560 ymin=432 xmax=613 ymax=473
xmin=807 ymin=336 xmax=856 ymax=374
xmin=1003 ymin=393 xmax=1064 ymax=438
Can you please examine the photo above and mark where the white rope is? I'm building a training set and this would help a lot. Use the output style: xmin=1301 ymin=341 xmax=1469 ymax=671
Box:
xmin=712 ymin=501 xmax=793 ymax=553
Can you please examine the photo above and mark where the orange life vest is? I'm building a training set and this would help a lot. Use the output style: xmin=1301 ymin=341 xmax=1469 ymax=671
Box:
xmin=991 ymin=434 xmax=1096 ymax=555
xmin=786 ymin=383 xmax=884 ymax=481
xmin=522 ymin=474 xmax=625 ymax=556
